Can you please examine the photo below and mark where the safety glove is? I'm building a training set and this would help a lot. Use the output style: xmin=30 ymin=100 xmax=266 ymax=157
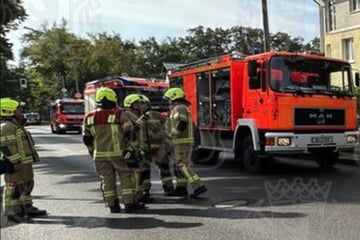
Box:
xmin=123 ymin=148 xmax=143 ymax=168
xmin=135 ymin=111 xmax=150 ymax=127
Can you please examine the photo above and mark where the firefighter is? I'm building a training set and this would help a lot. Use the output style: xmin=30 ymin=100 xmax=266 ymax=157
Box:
xmin=135 ymin=94 xmax=174 ymax=200
xmin=82 ymin=88 xmax=145 ymax=213
xmin=121 ymin=94 xmax=146 ymax=203
xmin=163 ymin=88 xmax=208 ymax=198
xmin=0 ymin=97 xmax=47 ymax=223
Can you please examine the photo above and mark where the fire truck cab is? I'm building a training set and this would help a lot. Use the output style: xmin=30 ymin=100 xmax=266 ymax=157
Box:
xmin=49 ymin=98 xmax=85 ymax=134
xmin=84 ymin=76 xmax=169 ymax=113
xmin=168 ymin=51 xmax=360 ymax=173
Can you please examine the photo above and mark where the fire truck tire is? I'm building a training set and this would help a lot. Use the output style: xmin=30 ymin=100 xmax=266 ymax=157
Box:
xmin=191 ymin=148 xmax=219 ymax=164
xmin=242 ymin=135 xmax=265 ymax=173
xmin=314 ymin=152 xmax=337 ymax=171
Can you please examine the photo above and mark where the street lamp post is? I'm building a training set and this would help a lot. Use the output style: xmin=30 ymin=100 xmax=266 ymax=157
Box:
xmin=74 ymin=64 xmax=79 ymax=93
xmin=261 ymin=0 xmax=271 ymax=52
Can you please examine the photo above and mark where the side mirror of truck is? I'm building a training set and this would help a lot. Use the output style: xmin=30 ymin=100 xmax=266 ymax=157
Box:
xmin=355 ymin=72 xmax=360 ymax=87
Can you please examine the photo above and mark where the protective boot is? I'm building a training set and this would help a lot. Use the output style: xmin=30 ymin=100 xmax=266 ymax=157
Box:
xmin=166 ymin=187 xmax=188 ymax=197
xmin=124 ymin=204 xmax=136 ymax=213
xmin=109 ymin=199 xmax=121 ymax=213
xmin=7 ymin=212 xmax=32 ymax=223
xmin=22 ymin=204 xmax=47 ymax=217
xmin=159 ymin=163 xmax=174 ymax=194
xmin=124 ymin=202 xmax=146 ymax=213
xmin=138 ymin=190 xmax=154 ymax=203
xmin=7 ymin=214 xmax=26 ymax=223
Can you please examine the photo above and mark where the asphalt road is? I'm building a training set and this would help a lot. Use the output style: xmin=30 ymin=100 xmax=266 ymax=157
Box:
xmin=1 ymin=125 xmax=360 ymax=240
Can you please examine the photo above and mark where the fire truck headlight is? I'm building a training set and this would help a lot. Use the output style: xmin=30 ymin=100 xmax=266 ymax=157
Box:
xmin=346 ymin=135 xmax=357 ymax=144
xmin=277 ymin=137 xmax=291 ymax=146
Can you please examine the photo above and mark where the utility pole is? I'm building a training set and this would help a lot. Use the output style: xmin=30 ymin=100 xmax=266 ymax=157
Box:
xmin=262 ymin=0 xmax=271 ymax=52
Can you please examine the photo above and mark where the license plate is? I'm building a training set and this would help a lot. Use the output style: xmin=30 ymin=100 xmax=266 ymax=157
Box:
xmin=311 ymin=136 xmax=333 ymax=143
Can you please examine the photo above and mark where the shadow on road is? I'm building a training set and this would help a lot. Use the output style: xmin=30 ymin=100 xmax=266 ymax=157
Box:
xmin=27 ymin=205 xmax=305 ymax=229
xmin=31 ymin=215 xmax=202 ymax=229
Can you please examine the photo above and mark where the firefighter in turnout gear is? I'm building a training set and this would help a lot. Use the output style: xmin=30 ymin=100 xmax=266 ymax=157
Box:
xmin=0 ymin=97 xmax=47 ymax=223
xmin=122 ymin=94 xmax=147 ymax=204
xmin=82 ymin=88 xmax=145 ymax=213
xmin=135 ymin=94 xmax=174 ymax=200
xmin=163 ymin=88 xmax=208 ymax=198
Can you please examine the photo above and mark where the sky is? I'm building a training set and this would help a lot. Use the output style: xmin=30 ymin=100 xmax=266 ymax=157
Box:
xmin=9 ymin=0 xmax=320 ymax=64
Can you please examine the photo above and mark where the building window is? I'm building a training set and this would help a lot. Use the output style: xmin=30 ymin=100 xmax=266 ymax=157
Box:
xmin=343 ymin=38 xmax=354 ymax=61
xmin=327 ymin=0 xmax=336 ymax=31
xmin=350 ymin=0 xmax=360 ymax=12
xmin=326 ymin=44 xmax=331 ymax=57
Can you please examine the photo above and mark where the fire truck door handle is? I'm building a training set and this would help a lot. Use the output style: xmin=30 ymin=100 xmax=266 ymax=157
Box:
xmin=245 ymin=109 xmax=251 ymax=114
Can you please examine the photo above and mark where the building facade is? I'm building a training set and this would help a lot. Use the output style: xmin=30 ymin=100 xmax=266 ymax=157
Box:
xmin=314 ymin=0 xmax=360 ymax=73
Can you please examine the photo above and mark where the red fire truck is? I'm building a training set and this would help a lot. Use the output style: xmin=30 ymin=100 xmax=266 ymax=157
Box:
xmin=49 ymin=98 xmax=85 ymax=134
xmin=168 ymin=51 xmax=360 ymax=173
xmin=83 ymin=75 xmax=169 ymax=113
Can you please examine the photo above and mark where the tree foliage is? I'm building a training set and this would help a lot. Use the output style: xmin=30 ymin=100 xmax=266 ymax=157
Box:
xmin=0 ymin=0 xmax=27 ymax=97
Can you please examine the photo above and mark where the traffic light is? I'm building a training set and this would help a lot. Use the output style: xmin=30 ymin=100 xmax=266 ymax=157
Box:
xmin=20 ymin=78 xmax=28 ymax=89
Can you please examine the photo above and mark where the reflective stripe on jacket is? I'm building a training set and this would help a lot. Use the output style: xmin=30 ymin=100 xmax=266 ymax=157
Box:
xmin=83 ymin=108 xmax=125 ymax=161
xmin=0 ymin=119 xmax=38 ymax=164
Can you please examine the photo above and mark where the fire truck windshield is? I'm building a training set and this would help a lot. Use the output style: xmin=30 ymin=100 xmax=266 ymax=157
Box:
xmin=115 ymin=89 xmax=168 ymax=112
xmin=60 ymin=103 xmax=85 ymax=114
xmin=269 ymin=55 xmax=354 ymax=97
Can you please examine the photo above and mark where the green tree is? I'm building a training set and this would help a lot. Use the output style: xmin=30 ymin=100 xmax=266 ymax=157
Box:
xmin=87 ymin=33 xmax=137 ymax=78
xmin=0 ymin=0 xmax=27 ymax=97
xmin=180 ymin=26 xmax=231 ymax=61
xmin=20 ymin=20 xmax=91 ymax=111
xmin=136 ymin=37 xmax=162 ymax=77
xmin=303 ymin=37 xmax=321 ymax=53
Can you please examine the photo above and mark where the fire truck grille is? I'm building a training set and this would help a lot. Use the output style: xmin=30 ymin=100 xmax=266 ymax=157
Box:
xmin=294 ymin=108 xmax=345 ymax=126
xmin=67 ymin=118 xmax=83 ymax=122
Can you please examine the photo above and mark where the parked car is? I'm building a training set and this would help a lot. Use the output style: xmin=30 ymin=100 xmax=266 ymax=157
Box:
xmin=24 ymin=112 xmax=42 ymax=125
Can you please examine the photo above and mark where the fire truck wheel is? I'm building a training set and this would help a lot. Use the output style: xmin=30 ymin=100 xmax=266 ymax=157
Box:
xmin=242 ymin=136 xmax=265 ymax=173
xmin=191 ymin=148 xmax=219 ymax=164
xmin=314 ymin=152 xmax=337 ymax=171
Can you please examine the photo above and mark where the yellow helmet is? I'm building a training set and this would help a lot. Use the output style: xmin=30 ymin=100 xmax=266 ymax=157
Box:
xmin=138 ymin=94 xmax=150 ymax=104
xmin=0 ymin=98 xmax=23 ymax=117
xmin=95 ymin=87 xmax=117 ymax=103
xmin=163 ymin=87 xmax=184 ymax=101
xmin=123 ymin=94 xmax=141 ymax=108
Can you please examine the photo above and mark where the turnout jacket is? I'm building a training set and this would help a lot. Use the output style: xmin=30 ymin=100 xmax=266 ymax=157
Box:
xmin=167 ymin=104 xmax=194 ymax=145
xmin=83 ymin=107 xmax=125 ymax=161
xmin=0 ymin=118 xmax=39 ymax=165
xmin=140 ymin=110 xmax=167 ymax=151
